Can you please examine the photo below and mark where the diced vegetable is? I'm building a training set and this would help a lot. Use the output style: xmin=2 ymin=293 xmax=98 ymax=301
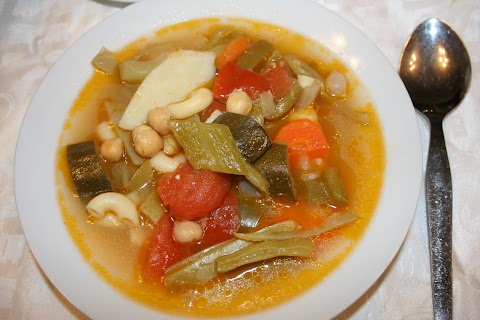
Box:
xmin=104 ymin=101 xmax=126 ymax=125
xmin=215 ymin=238 xmax=315 ymax=273
xmin=113 ymin=126 xmax=144 ymax=166
xmin=284 ymin=54 xmax=321 ymax=79
xmin=109 ymin=161 xmax=133 ymax=191
xmin=237 ymin=196 xmax=263 ymax=232
xmin=169 ymin=119 xmax=269 ymax=193
xmin=202 ymin=191 xmax=240 ymax=245
xmin=254 ymin=143 xmax=296 ymax=202
xmin=213 ymin=112 xmax=271 ymax=163
xmin=295 ymin=76 xmax=323 ymax=109
xmin=256 ymin=90 xmax=276 ymax=119
xmin=202 ymin=25 xmax=241 ymax=50
xmin=91 ymin=47 xmax=118 ymax=75
xmin=119 ymin=50 xmax=216 ymax=130
xmin=119 ymin=54 xmax=169 ymax=84
xmin=264 ymin=60 xmax=294 ymax=99
xmin=212 ymin=61 xmax=270 ymax=101
xmin=324 ymin=167 xmax=348 ymax=205
xmin=274 ymin=119 xmax=330 ymax=167
xmin=139 ymin=190 xmax=165 ymax=224
xmin=236 ymin=39 xmax=274 ymax=70
xmin=125 ymin=160 xmax=153 ymax=192
xmin=157 ymin=162 xmax=231 ymax=220
xmin=215 ymin=36 xmax=250 ymax=70
xmin=66 ymin=141 xmax=112 ymax=203
xmin=263 ymin=81 xmax=303 ymax=120
xmin=234 ymin=212 xmax=357 ymax=241
xmin=296 ymin=179 xmax=333 ymax=206
xmin=164 ymin=219 xmax=300 ymax=287
xmin=143 ymin=215 xmax=184 ymax=283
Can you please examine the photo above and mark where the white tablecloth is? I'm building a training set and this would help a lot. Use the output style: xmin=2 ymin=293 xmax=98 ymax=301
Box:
xmin=1 ymin=0 xmax=479 ymax=319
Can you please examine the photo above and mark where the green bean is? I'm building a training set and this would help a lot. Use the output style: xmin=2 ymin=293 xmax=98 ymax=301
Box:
xmin=164 ymin=219 xmax=301 ymax=287
xmin=125 ymin=160 xmax=152 ymax=192
xmin=170 ymin=119 xmax=269 ymax=193
xmin=324 ymin=167 xmax=348 ymax=204
xmin=235 ymin=212 xmax=357 ymax=241
xmin=236 ymin=39 xmax=273 ymax=70
xmin=264 ymin=81 xmax=303 ymax=120
xmin=91 ymin=47 xmax=118 ymax=76
xmin=216 ymin=238 xmax=314 ymax=273
xmin=284 ymin=54 xmax=321 ymax=79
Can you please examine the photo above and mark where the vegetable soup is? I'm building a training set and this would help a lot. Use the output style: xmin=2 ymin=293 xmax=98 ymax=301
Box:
xmin=56 ymin=18 xmax=384 ymax=317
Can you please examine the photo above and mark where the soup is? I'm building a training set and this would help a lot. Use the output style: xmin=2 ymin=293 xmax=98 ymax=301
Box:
xmin=56 ymin=18 xmax=384 ymax=317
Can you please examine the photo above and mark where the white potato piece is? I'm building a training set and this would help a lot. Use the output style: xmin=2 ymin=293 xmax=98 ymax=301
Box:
xmin=151 ymin=151 xmax=186 ymax=173
xmin=86 ymin=192 xmax=140 ymax=225
xmin=119 ymin=50 xmax=216 ymax=130
xmin=167 ymin=87 xmax=213 ymax=119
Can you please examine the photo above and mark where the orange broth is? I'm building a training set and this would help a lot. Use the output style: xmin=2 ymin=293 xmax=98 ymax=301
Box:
xmin=56 ymin=18 xmax=384 ymax=317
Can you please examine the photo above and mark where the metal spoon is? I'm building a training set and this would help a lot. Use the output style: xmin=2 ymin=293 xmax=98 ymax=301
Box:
xmin=399 ymin=18 xmax=471 ymax=320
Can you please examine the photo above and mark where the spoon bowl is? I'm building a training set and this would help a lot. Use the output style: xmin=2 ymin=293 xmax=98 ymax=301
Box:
xmin=399 ymin=18 xmax=471 ymax=320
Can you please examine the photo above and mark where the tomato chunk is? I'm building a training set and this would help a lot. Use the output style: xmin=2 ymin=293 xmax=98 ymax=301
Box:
xmin=212 ymin=61 xmax=270 ymax=101
xmin=158 ymin=162 xmax=231 ymax=220
xmin=143 ymin=215 xmax=182 ymax=282
xmin=202 ymin=191 xmax=240 ymax=245
xmin=264 ymin=60 xmax=293 ymax=99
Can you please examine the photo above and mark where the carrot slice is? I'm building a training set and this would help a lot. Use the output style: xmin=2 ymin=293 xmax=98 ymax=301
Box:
xmin=274 ymin=119 xmax=330 ymax=166
xmin=215 ymin=37 xmax=250 ymax=70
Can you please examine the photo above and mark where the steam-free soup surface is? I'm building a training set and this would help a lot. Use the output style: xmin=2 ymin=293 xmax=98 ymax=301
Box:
xmin=56 ymin=18 xmax=384 ymax=317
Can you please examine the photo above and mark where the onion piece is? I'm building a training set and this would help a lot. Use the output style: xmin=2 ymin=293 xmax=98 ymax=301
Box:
xmin=295 ymin=77 xmax=323 ymax=109
xmin=257 ymin=90 xmax=276 ymax=118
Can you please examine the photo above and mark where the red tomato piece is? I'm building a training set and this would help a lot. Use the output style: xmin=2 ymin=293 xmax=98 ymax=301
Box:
xmin=143 ymin=215 xmax=182 ymax=282
xmin=157 ymin=162 xmax=231 ymax=220
xmin=202 ymin=191 xmax=240 ymax=245
xmin=200 ymin=99 xmax=226 ymax=122
xmin=212 ymin=61 xmax=270 ymax=101
xmin=264 ymin=60 xmax=293 ymax=99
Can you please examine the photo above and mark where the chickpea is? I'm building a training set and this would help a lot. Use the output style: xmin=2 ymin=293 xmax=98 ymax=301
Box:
xmin=226 ymin=89 xmax=252 ymax=115
xmin=100 ymin=138 xmax=124 ymax=162
xmin=163 ymin=134 xmax=182 ymax=156
xmin=132 ymin=125 xmax=163 ymax=158
xmin=173 ymin=220 xmax=203 ymax=243
xmin=147 ymin=107 xmax=172 ymax=135
xmin=325 ymin=71 xmax=347 ymax=97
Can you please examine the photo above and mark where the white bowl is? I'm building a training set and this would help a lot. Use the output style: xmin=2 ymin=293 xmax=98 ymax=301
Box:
xmin=15 ymin=0 xmax=423 ymax=319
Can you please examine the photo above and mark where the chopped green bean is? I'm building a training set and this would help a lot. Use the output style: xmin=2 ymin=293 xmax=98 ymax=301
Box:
xmin=236 ymin=39 xmax=273 ymax=70
xmin=264 ymin=81 xmax=303 ymax=120
xmin=234 ymin=212 xmax=357 ymax=241
xmin=216 ymin=238 xmax=315 ymax=273
xmin=164 ymin=219 xmax=300 ymax=287
xmin=284 ymin=54 xmax=321 ymax=79
xmin=170 ymin=119 xmax=269 ymax=193
xmin=324 ymin=167 xmax=348 ymax=204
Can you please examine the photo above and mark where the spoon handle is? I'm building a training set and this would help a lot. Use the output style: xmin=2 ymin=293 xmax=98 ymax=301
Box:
xmin=426 ymin=121 xmax=453 ymax=320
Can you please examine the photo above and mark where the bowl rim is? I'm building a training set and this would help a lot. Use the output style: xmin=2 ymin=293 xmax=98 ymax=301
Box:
xmin=14 ymin=0 xmax=423 ymax=319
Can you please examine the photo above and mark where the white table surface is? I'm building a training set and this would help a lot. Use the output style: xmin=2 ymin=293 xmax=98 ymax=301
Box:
xmin=1 ymin=0 xmax=479 ymax=319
